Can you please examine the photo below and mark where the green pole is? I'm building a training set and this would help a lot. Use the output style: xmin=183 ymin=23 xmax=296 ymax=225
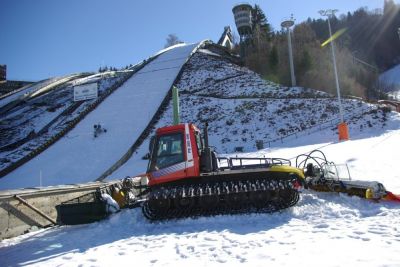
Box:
xmin=172 ymin=86 xmax=180 ymax=125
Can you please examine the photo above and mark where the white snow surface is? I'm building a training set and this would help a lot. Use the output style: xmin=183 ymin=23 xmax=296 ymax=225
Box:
xmin=0 ymin=43 xmax=199 ymax=190
xmin=379 ymin=64 xmax=400 ymax=99
xmin=1 ymin=118 xmax=400 ymax=266
xmin=388 ymin=90 xmax=400 ymax=100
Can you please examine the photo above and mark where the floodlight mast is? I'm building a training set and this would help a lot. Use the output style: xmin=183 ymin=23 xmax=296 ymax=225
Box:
xmin=319 ymin=9 xmax=344 ymax=123
xmin=281 ymin=16 xmax=296 ymax=87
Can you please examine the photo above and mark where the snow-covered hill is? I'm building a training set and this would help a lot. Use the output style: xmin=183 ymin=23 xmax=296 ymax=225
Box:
xmin=110 ymin=46 xmax=393 ymax=179
xmin=0 ymin=42 xmax=397 ymax=189
xmin=379 ymin=64 xmax=400 ymax=100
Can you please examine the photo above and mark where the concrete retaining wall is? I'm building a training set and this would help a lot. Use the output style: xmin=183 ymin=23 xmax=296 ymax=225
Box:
xmin=0 ymin=181 xmax=119 ymax=240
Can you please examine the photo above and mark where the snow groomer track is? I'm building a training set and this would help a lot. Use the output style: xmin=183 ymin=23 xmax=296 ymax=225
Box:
xmin=0 ymin=41 xmax=206 ymax=189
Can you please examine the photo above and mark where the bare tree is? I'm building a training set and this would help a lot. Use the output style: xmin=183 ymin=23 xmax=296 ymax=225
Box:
xmin=164 ymin=34 xmax=183 ymax=48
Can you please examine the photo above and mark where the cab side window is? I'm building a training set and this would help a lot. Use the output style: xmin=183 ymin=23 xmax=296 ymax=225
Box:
xmin=194 ymin=131 xmax=203 ymax=156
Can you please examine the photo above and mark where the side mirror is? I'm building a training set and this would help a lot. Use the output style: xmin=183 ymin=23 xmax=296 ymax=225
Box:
xmin=149 ymin=136 xmax=155 ymax=153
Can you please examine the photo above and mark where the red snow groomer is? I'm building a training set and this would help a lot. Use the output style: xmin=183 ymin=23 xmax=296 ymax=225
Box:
xmin=141 ymin=123 xmax=305 ymax=220
xmin=138 ymin=123 xmax=400 ymax=220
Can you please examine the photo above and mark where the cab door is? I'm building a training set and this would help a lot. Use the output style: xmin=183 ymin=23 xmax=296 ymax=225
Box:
xmin=147 ymin=130 xmax=188 ymax=185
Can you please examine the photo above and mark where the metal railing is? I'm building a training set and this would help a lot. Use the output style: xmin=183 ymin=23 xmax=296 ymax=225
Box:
xmin=217 ymin=156 xmax=291 ymax=170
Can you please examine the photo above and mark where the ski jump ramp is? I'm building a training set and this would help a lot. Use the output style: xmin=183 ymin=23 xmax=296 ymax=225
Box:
xmin=0 ymin=43 xmax=201 ymax=190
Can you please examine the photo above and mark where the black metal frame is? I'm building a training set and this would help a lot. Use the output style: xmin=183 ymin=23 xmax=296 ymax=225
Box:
xmin=295 ymin=150 xmax=334 ymax=169
xmin=217 ymin=156 xmax=291 ymax=170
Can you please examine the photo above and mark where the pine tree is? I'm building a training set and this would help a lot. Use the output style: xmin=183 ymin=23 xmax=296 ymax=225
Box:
xmin=251 ymin=5 xmax=271 ymax=38
xmin=297 ymin=49 xmax=312 ymax=78
xmin=375 ymin=0 xmax=400 ymax=68
xmin=384 ymin=0 xmax=396 ymax=14
xmin=269 ymin=45 xmax=279 ymax=72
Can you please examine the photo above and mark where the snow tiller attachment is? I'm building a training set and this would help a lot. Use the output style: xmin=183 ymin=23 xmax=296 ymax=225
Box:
xmin=140 ymin=123 xmax=304 ymax=220
xmin=296 ymin=150 xmax=400 ymax=202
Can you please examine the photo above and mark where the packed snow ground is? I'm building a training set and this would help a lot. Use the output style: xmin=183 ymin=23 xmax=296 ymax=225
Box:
xmin=2 ymin=113 xmax=400 ymax=267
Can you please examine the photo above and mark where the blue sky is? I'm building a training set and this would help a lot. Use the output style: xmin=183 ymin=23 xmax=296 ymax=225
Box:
xmin=1 ymin=0 xmax=395 ymax=81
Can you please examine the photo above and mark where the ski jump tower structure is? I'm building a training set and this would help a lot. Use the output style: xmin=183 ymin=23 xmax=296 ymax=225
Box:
xmin=232 ymin=3 xmax=253 ymax=57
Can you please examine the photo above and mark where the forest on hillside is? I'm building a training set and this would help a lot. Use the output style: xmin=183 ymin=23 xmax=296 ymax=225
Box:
xmin=237 ymin=0 xmax=400 ymax=99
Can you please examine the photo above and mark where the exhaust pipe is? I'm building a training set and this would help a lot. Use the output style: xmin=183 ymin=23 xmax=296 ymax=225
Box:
xmin=201 ymin=122 xmax=215 ymax=172
xmin=204 ymin=122 xmax=209 ymax=149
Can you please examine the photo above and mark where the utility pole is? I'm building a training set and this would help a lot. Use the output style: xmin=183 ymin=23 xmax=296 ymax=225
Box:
xmin=319 ymin=9 xmax=349 ymax=141
xmin=172 ymin=86 xmax=180 ymax=125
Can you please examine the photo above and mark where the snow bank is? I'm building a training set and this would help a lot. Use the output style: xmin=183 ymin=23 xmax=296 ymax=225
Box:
xmin=1 ymin=186 xmax=399 ymax=266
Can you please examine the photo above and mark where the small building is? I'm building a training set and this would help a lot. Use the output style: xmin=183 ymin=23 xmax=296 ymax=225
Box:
xmin=217 ymin=26 xmax=234 ymax=49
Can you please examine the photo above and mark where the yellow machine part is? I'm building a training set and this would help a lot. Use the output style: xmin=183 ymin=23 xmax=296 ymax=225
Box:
xmin=365 ymin=188 xmax=373 ymax=199
xmin=112 ymin=189 xmax=126 ymax=208
xmin=270 ymin=165 xmax=305 ymax=180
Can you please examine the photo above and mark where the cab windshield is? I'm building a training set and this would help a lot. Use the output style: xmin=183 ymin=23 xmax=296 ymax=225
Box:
xmin=149 ymin=132 xmax=184 ymax=171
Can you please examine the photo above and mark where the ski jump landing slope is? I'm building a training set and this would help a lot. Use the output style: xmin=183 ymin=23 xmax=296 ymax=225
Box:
xmin=0 ymin=43 xmax=200 ymax=190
